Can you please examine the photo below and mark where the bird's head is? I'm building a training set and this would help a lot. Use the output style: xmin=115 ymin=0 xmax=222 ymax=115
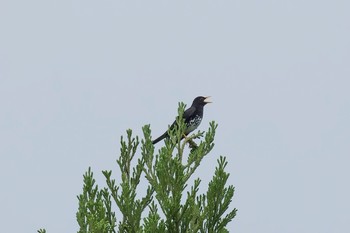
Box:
xmin=192 ymin=96 xmax=212 ymax=106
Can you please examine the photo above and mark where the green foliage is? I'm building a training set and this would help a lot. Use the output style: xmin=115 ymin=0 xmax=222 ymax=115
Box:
xmin=39 ymin=103 xmax=237 ymax=233
xmin=77 ymin=168 xmax=117 ymax=233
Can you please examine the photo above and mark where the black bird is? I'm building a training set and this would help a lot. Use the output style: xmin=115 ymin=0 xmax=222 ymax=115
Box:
xmin=152 ymin=96 xmax=212 ymax=144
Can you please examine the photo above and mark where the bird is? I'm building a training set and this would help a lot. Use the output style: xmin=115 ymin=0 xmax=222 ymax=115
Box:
xmin=152 ymin=96 xmax=212 ymax=144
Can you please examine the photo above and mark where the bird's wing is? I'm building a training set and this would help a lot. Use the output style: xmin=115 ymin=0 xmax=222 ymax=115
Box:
xmin=167 ymin=106 xmax=195 ymax=132
xmin=183 ymin=106 xmax=196 ymax=123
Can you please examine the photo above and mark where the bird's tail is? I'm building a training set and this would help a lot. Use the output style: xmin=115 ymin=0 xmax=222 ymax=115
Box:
xmin=152 ymin=132 xmax=168 ymax=144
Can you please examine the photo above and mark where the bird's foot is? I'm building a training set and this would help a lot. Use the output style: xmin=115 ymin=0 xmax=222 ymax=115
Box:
xmin=188 ymin=139 xmax=198 ymax=149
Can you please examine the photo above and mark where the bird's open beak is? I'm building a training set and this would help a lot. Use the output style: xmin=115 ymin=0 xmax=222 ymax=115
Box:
xmin=204 ymin=96 xmax=212 ymax=104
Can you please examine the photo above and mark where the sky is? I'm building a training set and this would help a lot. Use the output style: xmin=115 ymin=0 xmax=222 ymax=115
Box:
xmin=1 ymin=0 xmax=349 ymax=232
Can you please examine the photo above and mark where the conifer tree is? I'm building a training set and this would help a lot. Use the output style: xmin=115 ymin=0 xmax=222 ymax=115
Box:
xmin=39 ymin=103 xmax=237 ymax=233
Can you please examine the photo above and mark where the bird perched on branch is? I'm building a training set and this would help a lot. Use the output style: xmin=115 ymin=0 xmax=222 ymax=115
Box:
xmin=152 ymin=96 xmax=212 ymax=144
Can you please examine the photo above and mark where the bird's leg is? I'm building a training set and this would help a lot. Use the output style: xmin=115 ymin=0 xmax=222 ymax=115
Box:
xmin=183 ymin=134 xmax=198 ymax=149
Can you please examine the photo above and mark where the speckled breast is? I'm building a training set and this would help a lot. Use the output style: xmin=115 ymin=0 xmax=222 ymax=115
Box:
xmin=185 ymin=115 xmax=202 ymax=134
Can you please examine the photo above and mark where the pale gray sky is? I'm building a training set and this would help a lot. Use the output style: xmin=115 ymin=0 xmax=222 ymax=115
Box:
xmin=1 ymin=0 xmax=349 ymax=232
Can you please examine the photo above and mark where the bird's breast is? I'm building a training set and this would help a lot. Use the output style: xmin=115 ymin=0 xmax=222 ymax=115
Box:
xmin=185 ymin=115 xmax=202 ymax=134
